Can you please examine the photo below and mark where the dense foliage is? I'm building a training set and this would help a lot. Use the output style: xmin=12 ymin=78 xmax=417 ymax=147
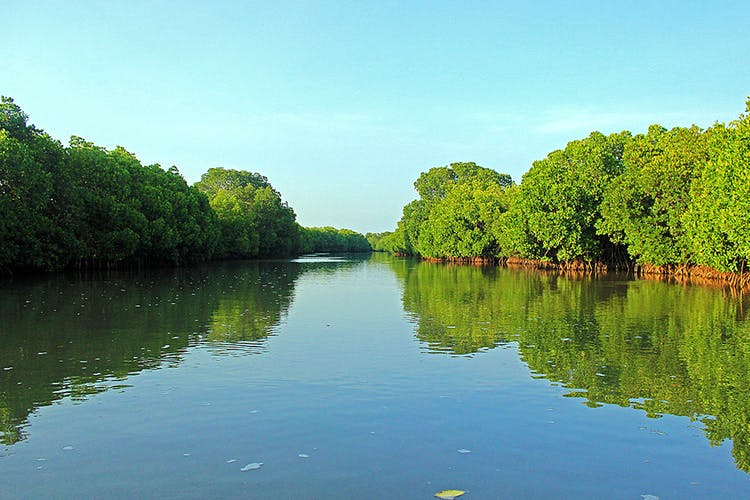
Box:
xmin=0 ymin=97 xmax=370 ymax=272
xmin=0 ymin=97 xmax=220 ymax=271
xmin=378 ymin=162 xmax=514 ymax=258
xmin=364 ymin=231 xmax=392 ymax=251
xmin=194 ymin=168 xmax=300 ymax=258
xmin=300 ymin=226 xmax=371 ymax=253
xmin=501 ymin=131 xmax=630 ymax=262
xmin=597 ymin=125 xmax=707 ymax=266
xmin=383 ymin=100 xmax=750 ymax=276
xmin=683 ymin=106 xmax=750 ymax=272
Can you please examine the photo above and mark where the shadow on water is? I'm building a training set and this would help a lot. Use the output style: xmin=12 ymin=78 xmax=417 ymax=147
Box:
xmin=389 ymin=258 xmax=750 ymax=473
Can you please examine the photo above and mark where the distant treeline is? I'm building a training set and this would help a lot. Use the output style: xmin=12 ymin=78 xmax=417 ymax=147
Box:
xmin=374 ymin=100 xmax=750 ymax=282
xmin=0 ymin=97 xmax=370 ymax=273
xmin=300 ymin=226 xmax=371 ymax=253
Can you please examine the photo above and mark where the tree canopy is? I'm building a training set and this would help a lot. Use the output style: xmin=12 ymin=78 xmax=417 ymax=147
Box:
xmin=195 ymin=167 xmax=300 ymax=259
xmin=381 ymin=162 xmax=515 ymax=259
xmin=5 ymin=94 xmax=750 ymax=279
xmin=382 ymin=99 xmax=750 ymax=279
xmin=0 ymin=99 xmax=222 ymax=272
xmin=300 ymin=226 xmax=371 ymax=253
xmin=0 ymin=97 xmax=370 ymax=273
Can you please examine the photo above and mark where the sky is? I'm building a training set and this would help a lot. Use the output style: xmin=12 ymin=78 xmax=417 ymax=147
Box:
xmin=2 ymin=1 xmax=749 ymax=233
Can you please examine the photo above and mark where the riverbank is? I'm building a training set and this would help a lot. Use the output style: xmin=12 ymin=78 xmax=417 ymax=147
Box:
xmin=407 ymin=255 xmax=750 ymax=291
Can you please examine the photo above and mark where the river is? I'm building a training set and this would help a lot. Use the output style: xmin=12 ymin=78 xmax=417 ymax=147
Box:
xmin=1 ymin=254 xmax=749 ymax=498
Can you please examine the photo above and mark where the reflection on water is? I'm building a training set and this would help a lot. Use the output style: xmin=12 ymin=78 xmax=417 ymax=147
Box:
xmin=1 ymin=253 xmax=749 ymax=485
xmin=0 ymin=256 xmax=372 ymax=446
xmin=0 ymin=262 xmax=282 ymax=444
xmin=391 ymin=259 xmax=750 ymax=472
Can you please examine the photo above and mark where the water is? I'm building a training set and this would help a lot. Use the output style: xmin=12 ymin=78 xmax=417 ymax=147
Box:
xmin=1 ymin=254 xmax=749 ymax=498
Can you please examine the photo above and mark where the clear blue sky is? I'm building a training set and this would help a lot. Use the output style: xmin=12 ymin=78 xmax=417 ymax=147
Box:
xmin=3 ymin=1 xmax=749 ymax=233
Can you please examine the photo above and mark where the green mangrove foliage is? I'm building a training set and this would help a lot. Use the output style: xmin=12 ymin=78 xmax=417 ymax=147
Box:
xmin=379 ymin=162 xmax=514 ymax=259
xmin=0 ymin=97 xmax=226 ymax=271
xmin=392 ymin=259 xmax=750 ymax=471
xmin=299 ymin=226 xmax=372 ymax=253
xmin=64 ymin=139 xmax=221 ymax=266
xmin=194 ymin=168 xmax=300 ymax=258
xmin=683 ymin=104 xmax=750 ymax=272
xmin=365 ymin=231 xmax=392 ymax=251
xmin=501 ymin=131 xmax=630 ymax=262
xmin=0 ymin=97 xmax=219 ymax=270
xmin=0 ymin=97 xmax=370 ymax=272
xmin=598 ymin=125 xmax=708 ymax=266
xmin=384 ymin=100 xmax=750 ymax=276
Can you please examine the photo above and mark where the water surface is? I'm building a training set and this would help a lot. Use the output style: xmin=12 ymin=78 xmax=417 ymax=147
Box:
xmin=1 ymin=255 xmax=749 ymax=498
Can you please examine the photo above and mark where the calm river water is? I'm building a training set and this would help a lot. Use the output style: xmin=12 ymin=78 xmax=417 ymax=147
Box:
xmin=1 ymin=254 xmax=749 ymax=498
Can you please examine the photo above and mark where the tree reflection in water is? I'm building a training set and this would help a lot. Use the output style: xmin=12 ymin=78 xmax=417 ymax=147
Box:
xmin=391 ymin=259 xmax=750 ymax=472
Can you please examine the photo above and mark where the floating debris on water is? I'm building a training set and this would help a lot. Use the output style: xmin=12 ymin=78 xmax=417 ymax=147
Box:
xmin=435 ymin=490 xmax=465 ymax=499
xmin=457 ymin=449 xmax=471 ymax=454
xmin=241 ymin=462 xmax=263 ymax=471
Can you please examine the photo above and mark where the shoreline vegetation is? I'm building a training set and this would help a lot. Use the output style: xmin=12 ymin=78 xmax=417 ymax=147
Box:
xmin=3 ymin=96 xmax=749 ymax=290
xmin=404 ymin=256 xmax=750 ymax=291
xmin=371 ymin=99 xmax=750 ymax=290
xmin=0 ymin=97 xmax=370 ymax=275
